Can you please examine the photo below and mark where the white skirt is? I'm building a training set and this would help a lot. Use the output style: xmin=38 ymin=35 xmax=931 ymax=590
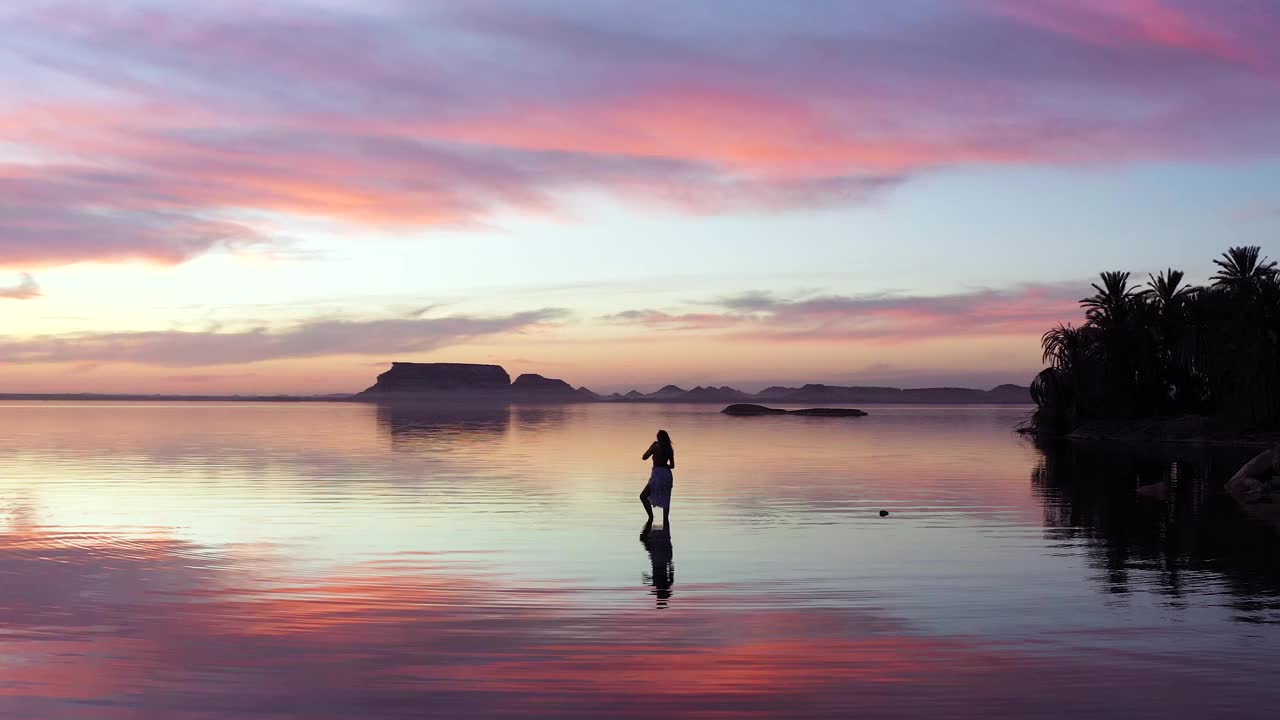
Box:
xmin=648 ymin=467 xmax=674 ymax=509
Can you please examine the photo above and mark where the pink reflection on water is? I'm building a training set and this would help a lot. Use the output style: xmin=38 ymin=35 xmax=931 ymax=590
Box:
xmin=0 ymin=515 xmax=1267 ymax=719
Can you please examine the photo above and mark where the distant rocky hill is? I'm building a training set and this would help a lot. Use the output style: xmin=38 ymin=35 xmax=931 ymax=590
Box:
xmin=359 ymin=362 xmax=1032 ymax=405
xmin=610 ymin=382 xmax=1031 ymax=404
xmin=360 ymin=363 xmax=593 ymax=403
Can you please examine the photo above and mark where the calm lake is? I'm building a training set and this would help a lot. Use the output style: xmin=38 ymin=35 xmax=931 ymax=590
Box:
xmin=2 ymin=401 xmax=1278 ymax=718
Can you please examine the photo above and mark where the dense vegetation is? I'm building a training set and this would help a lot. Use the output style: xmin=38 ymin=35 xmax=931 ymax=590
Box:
xmin=1031 ymin=246 xmax=1280 ymax=435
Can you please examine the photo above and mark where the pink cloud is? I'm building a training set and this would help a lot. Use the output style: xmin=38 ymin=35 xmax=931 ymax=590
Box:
xmin=985 ymin=0 xmax=1269 ymax=72
xmin=605 ymin=284 xmax=1085 ymax=344
xmin=0 ymin=1 xmax=1277 ymax=268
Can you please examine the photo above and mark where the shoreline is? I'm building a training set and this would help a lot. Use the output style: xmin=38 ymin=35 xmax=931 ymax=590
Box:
xmin=1041 ymin=417 xmax=1280 ymax=449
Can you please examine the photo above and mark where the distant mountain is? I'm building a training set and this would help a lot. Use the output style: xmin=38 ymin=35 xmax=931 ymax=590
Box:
xmin=649 ymin=385 xmax=687 ymax=399
xmin=355 ymin=363 xmax=1031 ymax=405
xmin=511 ymin=373 xmax=571 ymax=391
xmin=682 ymin=386 xmax=753 ymax=402
xmin=749 ymin=384 xmax=1031 ymax=404
xmin=1 ymin=365 xmax=1033 ymax=405
xmin=598 ymin=379 xmax=1031 ymax=404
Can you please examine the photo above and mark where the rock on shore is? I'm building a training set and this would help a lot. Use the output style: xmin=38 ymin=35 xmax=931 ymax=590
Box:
xmin=1226 ymin=445 xmax=1280 ymax=532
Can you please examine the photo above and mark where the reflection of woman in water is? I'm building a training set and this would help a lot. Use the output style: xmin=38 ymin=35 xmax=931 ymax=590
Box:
xmin=640 ymin=521 xmax=675 ymax=608
xmin=639 ymin=430 xmax=675 ymax=525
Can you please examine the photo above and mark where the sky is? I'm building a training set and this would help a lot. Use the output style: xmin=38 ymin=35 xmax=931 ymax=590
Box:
xmin=2 ymin=0 xmax=1278 ymax=395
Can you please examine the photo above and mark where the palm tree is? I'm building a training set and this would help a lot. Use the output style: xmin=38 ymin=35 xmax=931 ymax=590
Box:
xmin=1030 ymin=367 xmax=1073 ymax=433
xmin=1141 ymin=269 xmax=1200 ymax=411
xmin=1079 ymin=271 xmax=1152 ymax=416
xmin=1031 ymin=248 xmax=1280 ymax=434
xmin=1211 ymin=246 xmax=1277 ymax=296
xmin=1143 ymin=268 xmax=1197 ymax=312
xmin=1041 ymin=323 xmax=1097 ymax=371
xmin=1080 ymin=271 xmax=1140 ymax=327
xmin=1035 ymin=324 xmax=1104 ymax=433
xmin=1205 ymin=247 xmax=1280 ymax=424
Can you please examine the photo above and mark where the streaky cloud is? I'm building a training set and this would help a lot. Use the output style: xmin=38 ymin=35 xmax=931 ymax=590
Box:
xmin=0 ymin=308 xmax=568 ymax=366
xmin=1 ymin=1 xmax=1277 ymax=266
xmin=0 ymin=169 xmax=271 ymax=268
xmin=605 ymin=283 xmax=1085 ymax=342
xmin=983 ymin=0 xmax=1269 ymax=70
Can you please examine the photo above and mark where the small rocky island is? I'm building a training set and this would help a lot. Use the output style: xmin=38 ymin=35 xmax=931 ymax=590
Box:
xmin=721 ymin=404 xmax=868 ymax=417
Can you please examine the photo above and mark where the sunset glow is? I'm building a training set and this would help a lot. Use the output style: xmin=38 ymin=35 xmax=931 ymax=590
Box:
xmin=3 ymin=0 xmax=1278 ymax=393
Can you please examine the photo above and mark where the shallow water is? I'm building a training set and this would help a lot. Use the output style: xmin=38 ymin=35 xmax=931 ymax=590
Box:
xmin=1 ymin=401 xmax=1278 ymax=718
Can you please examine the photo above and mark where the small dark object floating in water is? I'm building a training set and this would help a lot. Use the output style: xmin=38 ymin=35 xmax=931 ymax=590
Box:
xmin=721 ymin=404 xmax=867 ymax=417
xmin=879 ymin=510 xmax=890 ymax=517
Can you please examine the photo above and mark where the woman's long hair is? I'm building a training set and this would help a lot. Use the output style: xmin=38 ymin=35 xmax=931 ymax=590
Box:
xmin=656 ymin=429 xmax=673 ymax=448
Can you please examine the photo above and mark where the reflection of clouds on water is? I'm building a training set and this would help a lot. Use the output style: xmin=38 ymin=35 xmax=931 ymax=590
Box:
xmin=1033 ymin=442 xmax=1280 ymax=621
xmin=3 ymin=403 xmax=1280 ymax=716
xmin=0 ymin=404 xmax=569 ymax=563
xmin=0 ymin=402 xmax=388 ymax=479
xmin=1 ymin=517 xmax=1267 ymax=719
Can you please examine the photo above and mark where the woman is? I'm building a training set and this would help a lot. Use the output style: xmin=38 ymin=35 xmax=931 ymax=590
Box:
xmin=640 ymin=430 xmax=675 ymax=524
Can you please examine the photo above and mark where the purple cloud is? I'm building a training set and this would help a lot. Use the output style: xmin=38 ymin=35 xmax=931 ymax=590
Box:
xmin=0 ymin=308 xmax=567 ymax=366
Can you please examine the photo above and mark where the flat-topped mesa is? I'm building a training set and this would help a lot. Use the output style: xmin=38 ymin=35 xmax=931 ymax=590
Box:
xmin=362 ymin=362 xmax=511 ymax=395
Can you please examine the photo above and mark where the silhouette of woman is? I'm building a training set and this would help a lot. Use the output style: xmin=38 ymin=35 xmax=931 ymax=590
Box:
xmin=639 ymin=429 xmax=675 ymax=525
xmin=640 ymin=521 xmax=675 ymax=608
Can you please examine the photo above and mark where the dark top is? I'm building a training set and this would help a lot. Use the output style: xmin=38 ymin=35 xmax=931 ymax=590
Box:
xmin=643 ymin=442 xmax=675 ymax=469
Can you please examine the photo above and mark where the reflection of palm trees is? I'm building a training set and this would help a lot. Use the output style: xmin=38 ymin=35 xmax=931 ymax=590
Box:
xmin=640 ymin=521 xmax=675 ymax=609
xmin=1032 ymin=441 xmax=1280 ymax=620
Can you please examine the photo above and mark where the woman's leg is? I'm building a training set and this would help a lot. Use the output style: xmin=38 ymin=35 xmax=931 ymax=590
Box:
xmin=661 ymin=503 xmax=670 ymax=527
xmin=640 ymin=484 xmax=653 ymax=520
